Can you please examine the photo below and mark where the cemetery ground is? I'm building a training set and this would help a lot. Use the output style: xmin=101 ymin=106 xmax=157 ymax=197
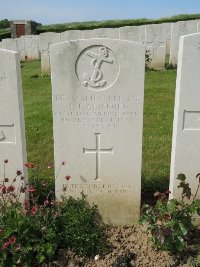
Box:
xmin=11 ymin=60 xmax=199 ymax=267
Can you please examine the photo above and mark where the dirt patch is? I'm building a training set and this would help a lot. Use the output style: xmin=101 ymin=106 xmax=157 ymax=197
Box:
xmin=43 ymin=225 xmax=200 ymax=267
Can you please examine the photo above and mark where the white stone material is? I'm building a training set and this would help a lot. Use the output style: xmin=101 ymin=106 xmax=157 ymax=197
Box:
xmin=0 ymin=49 xmax=27 ymax=199
xmin=61 ymin=30 xmax=85 ymax=41
xmin=39 ymin=32 xmax=61 ymax=73
xmin=24 ymin=35 xmax=40 ymax=61
xmin=145 ymin=24 xmax=166 ymax=70
xmin=16 ymin=37 xmax=26 ymax=61
xmin=51 ymin=39 xmax=145 ymax=225
xmin=170 ymin=20 xmax=198 ymax=65
xmin=170 ymin=33 xmax=200 ymax=200
xmin=1 ymin=38 xmax=18 ymax=52
xmin=119 ymin=25 xmax=145 ymax=43
xmin=84 ymin=28 xmax=119 ymax=39
xmin=161 ymin=23 xmax=172 ymax=56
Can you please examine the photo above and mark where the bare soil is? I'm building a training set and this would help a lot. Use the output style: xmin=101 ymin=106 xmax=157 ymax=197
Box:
xmin=44 ymin=225 xmax=200 ymax=267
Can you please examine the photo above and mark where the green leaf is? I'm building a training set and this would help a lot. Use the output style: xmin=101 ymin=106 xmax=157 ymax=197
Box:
xmin=177 ymin=174 xmax=186 ymax=182
xmin=178 ymin=223 xmax=187 ymax=236
xmin=197 ymin=207 xmax=200 ymax=216
xmin=175 ymin=236 xmax=185 ymax=252
xmin=167 ymin=199 xmax=176 ymax=213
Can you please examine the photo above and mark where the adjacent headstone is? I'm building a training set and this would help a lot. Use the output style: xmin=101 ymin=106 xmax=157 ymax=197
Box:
xmin=145 ymin=24 xmax=167 ymax=70
xmin=170 ymin=33 xmax=200 ymax=200
xmin=61 ymin=30 xmax=85 ymax=41
xmin=0 ymin=49 xmax=27 ymax=199
xmin=1 ymin=38 xmax=18 ymax=52
xmin=170 ymin=20 xmax=198 ymax=66
xmin=119 ymin=25 xmax=145 ymax=43
xmin=16 ymin=37 xmax=26 ymax=61
xmin=24 ymin=35 xmax=40 ymax=61
xmin=39 ymin=32 xmax=61 ymax=73
xmin=161 ymin=23 xmax=172 ymax=56
xmin=51 ymin=39 xmax=145 ymax=225
xmin=85 ymin=28 xmax=119 ymax=39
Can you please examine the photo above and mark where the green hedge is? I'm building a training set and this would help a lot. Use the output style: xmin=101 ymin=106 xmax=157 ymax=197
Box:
xmin=1 ymin=14 xmax=200 ymax=39
xmin=37 ymin=13 xmax=200 ymax=33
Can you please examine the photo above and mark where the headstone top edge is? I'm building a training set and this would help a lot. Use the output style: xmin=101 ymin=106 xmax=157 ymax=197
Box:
xmin=50 ymin=38 xmax=145 ymax=50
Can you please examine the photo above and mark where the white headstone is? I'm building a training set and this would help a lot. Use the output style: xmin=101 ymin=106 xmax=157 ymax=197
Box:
xmin=84 ymin=28 xmax=119 ymax=39
xmin=160 ymin=23 xmax=172 ymax=56
xmin=0 ymin=49 xmax=27 ymax=199
xmin=51 ymin=39 xmax=145 ymax=225
xmin=170 ymin=33 xmax=200 ymax=200
xmin=24 ymin=35 xmax=40 ymax=61
xmin=170 ymin=20 xmax=198 ymax=66
xmin=61 ymin=30 xmax=85 ymax=41
xmin=39 ymin=32 xmax=61 ymax=73
xmin=119 ymin=25 xmax=145 ymax=43
xmin=145 ymin=24 xmax=166 ymax=70
xmin=1 ymin=38 xmax=18 ymax=52
xmin=16 ymin=37 xmax=26 ymax=61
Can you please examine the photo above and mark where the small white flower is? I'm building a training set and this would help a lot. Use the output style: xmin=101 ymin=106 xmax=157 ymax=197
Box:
xmin=94 ymin=255 xmax=100 ymax=261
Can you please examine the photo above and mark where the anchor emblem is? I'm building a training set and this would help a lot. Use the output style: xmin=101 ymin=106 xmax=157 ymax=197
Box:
xmin=82 ymin=46 xmax=113 ymax=88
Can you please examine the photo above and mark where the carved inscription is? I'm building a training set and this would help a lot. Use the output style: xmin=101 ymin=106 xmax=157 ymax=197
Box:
xmin=0 ymin=76 xmax=7 ymax=82
xmin=83 ymin=133 xmax=113 ymax=181
xmin=76 ymin=46 xmax=119 ymax=90
xmin=62 ymin=183 xmax=135 ymax=195
xmin=55 ymin=95 xmax=141 ymax=128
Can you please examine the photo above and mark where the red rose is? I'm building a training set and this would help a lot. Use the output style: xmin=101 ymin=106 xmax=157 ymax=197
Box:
xmin=25 ymin=162 xmax=35 ymax=168
xmin=2 ymin=242 xmax=9 ymax=249
xmin=27 ymin=186 xmax=35 ymax=193
xmin=9 ymin=236 xmax=16 ymax=244
xmin=31 ymin=206 xmax=37 ymax=214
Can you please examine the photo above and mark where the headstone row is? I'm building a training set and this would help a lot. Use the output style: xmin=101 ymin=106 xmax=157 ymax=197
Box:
xmin=1 ymin=19 xmax=200 ymax=70
xmin=0 ymin=35 xmax=40 ymax=61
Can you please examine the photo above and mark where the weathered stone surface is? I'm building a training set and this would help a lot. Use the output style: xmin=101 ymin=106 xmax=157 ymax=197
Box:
xmin=170 ymin=33 xmax=200 ymax=200
xmin=39 ymin=32 xmax=61 ymax=73
xmin=145 ymin=24 xmax=166 ymax=70
xmin=170 ymin=20 xmax=198 ymax=65
xmin=0 ymin=49 xmax=27 ymax=199
xmin=16 ymin=37 xmax=26 ymax=61
xmin=61 ymin=30 xmax=85 ymax=41
xmin=161 ymin=23 xmax=172 ymax=56
xmin=24 ymin=35 xmax=40 ymax=61
xmin=51 ymin=39 xmax=145 ymax=225
xmin=1 ymin=38 xmax=18 ymax=52
xmin=85 ymin=28 xmax=119 ymax=39
xmin=119 ymin=25 xmax=145 ymax=43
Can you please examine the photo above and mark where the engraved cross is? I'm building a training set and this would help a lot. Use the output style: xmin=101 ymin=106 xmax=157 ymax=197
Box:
xmin=83 ymin=133 xmax=113 ymax=181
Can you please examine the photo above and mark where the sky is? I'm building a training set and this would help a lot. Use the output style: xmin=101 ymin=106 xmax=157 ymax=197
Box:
xmin=0 ymin=0 xmax=200 ymax=25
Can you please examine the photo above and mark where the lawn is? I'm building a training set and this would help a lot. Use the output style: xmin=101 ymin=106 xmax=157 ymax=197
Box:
xmin=21 ymin=60 xmax=177 ymax=193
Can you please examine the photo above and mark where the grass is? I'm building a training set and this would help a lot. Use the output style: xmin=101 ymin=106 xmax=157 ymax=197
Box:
xmin=21 ymin=61 xmax=177 ymax=193
xmin=21 ymin=61 xmax=53 ymax=169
